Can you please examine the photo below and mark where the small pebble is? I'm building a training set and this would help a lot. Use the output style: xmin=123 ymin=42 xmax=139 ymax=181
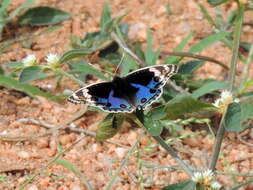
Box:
xmin=37 ymin=138 xmax=49 ymax=148
xmin=115 ymin=147 xmax=128 ymax=159
xmin=71 ymin=185 xmax=82 ymax=190
xmin=28 ymin=184 xmax=39 ymax=190
xmin=17 ymin=151 xmax=30 ymax=159
xmin=60 ymin=135 xmax=73 ymax=145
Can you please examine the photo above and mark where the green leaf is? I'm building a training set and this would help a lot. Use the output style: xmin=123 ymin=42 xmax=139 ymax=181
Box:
xmin=18 ymin=6 xmax=70 ymax=26
xmin=81 ymin=31 xmax=99 ymax=47
xmin=0 ymin=66 xmax=4 ymax=75
xmin=178 ymin=60 xmax=204 ymax=74
xmin=0 ymin=74 xmax=61 ymax=102
xmin=144 ymin=118 xmax=163 ymax=136
xmin=161 ymin=180 xmax=196 ymax=190
xmin=8 ymin=0 xmax=36 ymax=20
xmin=96 ymin=114 xmax=124 ymax=141
xmin=100 ymin=2 xmax=112 ymax=33
xmin=19 ymin=66 xmax=46 ymax=83
xmin=55 ymin=159 xmax=83 ymax=176
xmin=5 ymin=61 xmax=24 ymax=68
xmin=225 ymin=101 xmax=253 ymax=132
xmin=68 ymin=60 xmax=109 ymax=81
xmin=148 ymin=106 xmax=167 ymax=121
xmin=164 ymin=95 xmax=216 ymax=120
xmin=120 ymin=54 xmax=138 ymax=77
xmin=165 ymin=31 xmax=194 ymax=64
xmin=0 ymin=0 xmax=11 ymax=12
xmin=225 ymin=103 xmax=242 ymax=132
xmin=55 ymin=159 xmax=92 ymax=188
xmin=192 ymin=81 xmax=228 ymax=99
xmin=60 ymin=49 xmax=93 ymax=63
xmin=207 ymin=0 xmax=230 ymax=7
xmin=145 ymin=29 xmax=160 ymax=66
xmin=189 ymin=31 xmax=229 ymax=53
xmin=241 ymin=78 xmax=253 ymax=91
xmin=241 ymin=102 xmax=253 ymax=121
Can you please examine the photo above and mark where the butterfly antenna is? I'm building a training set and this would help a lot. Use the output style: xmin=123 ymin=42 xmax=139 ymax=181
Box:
xmin=113 ymin=53 xmax=125 ymax=78
xmin=86 ymin=62 xmax=113 ymax=78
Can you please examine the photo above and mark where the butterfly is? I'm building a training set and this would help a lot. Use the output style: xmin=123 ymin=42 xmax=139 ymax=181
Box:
xmin=67 ymin=64 xmax=178 ymax=113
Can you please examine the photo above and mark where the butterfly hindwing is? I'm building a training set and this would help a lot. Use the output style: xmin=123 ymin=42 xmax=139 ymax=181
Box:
xmin=124 ymin=64 xmax=178 ymax=109
xmin=67 ymin=82 xmax=134 ymax=113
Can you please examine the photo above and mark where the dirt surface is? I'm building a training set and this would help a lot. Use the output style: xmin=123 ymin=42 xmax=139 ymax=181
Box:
xmin=0 ymin=0 xmax=253 ymax=190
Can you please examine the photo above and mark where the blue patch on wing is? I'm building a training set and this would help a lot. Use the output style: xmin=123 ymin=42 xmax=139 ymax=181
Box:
xmin=146 ymin=78 xmax=163 ymax=89
xmin=92 ymin=96 xmax=108 ymax=106
xmin=101 ymin=90 xmax=133 ymax=113
xmin=130 ymin=83 xmax=162 ymax=108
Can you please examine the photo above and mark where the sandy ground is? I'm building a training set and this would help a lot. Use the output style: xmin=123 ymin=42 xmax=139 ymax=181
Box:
xmin=0 ymin=0 xmax=253 ymax=189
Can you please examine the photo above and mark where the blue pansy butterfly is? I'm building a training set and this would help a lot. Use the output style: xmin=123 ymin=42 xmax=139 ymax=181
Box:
xmin=67 ymin=64 xmax=178 ymax=113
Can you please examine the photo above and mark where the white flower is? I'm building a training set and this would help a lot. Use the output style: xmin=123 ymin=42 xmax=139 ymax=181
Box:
xmin=202 ymin=169 xmax=214 ymax=182
xmin=45 ymin=53 xmax=60 ymax=68
xmin=212 ymin=90 xmax=239 ymax=113
xmin=192 ymin=172 xmax=202 ymax=182
xmin=234 ymin=98 xmax=240 ymax=103
xmin=220 ymin=90 xmax=233 ymax=100
xmin=212 ymin=99 xmax=221 ymax=108
xmin=211 ymin=181 xmax=222 ymax=189
xmin=22 ymin=54 xmax=37 ymax=67
xmin=192 ymin=169 xmax=214 ymax=183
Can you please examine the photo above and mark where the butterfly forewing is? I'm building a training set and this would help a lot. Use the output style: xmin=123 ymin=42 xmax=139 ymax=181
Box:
xmin=124 ymin=64 xmax=178 ymax=109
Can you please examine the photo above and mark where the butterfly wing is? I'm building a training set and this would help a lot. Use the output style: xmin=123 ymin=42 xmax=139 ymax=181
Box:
xmin=67 ymin=82 xmax=134 ymax=113
xmin=124 ymin=64 xmax=178 ymax=109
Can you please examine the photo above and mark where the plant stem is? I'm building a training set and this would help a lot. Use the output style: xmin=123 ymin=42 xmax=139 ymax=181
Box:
xmin=57 ymin=68 xmax=85 ymax=86
xmin=160 ymin=51 xmax=229 ymax=71
xmin=239 ymin=42 xmax=253 ymax=91
xmin=208 ymin=111 xmax=226 ymax=170
xmin=153 ymin=136 xmax=193 ymax=177
xmin=111 ymin=31 xmax=146 ymax=67
xmin=228 ymin=5 xmax=244 ymax=90
xmin=208 ymin=4 xmax=244 ymax=171
xmin=132 ymin=116 xmax=193 ymax=177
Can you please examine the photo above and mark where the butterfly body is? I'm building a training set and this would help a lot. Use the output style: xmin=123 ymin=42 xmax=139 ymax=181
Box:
xmin=68 ymin=64 xmax=178 ymax=113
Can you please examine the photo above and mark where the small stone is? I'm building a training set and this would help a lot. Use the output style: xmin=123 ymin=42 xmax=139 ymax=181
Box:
xmin=59 ymin=135 xmax=73 ymax=145
xmin=17 ymin=151 xmax=30 ymax=159
xmin=126 ymin=131 xmax=138 ymax=145
xmin=17 ymin=97 xmax=30 ymax=105
xmin=115 ymin=147 xmax=128 ymax=159
xmin=28 ymin=184 xmax=39 ymax=190
xmin=92 ymin=143 xmax=103 ymax=152
xmin=37 ymin=138 xmax=49 ymax=148
xmin=39 ymin=176 xmax=50 ymax=187
xmin=71 ymin=185 xmax=82 ymax=190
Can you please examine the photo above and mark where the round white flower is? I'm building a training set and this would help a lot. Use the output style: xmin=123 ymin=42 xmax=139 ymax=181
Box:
xmin=22 ymin=54 xmax=37 ymax=67
xmin=45 ymin=53 xmax=60 ymax=68
xmin=212 ymin=90 xmax=239 ymax=113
